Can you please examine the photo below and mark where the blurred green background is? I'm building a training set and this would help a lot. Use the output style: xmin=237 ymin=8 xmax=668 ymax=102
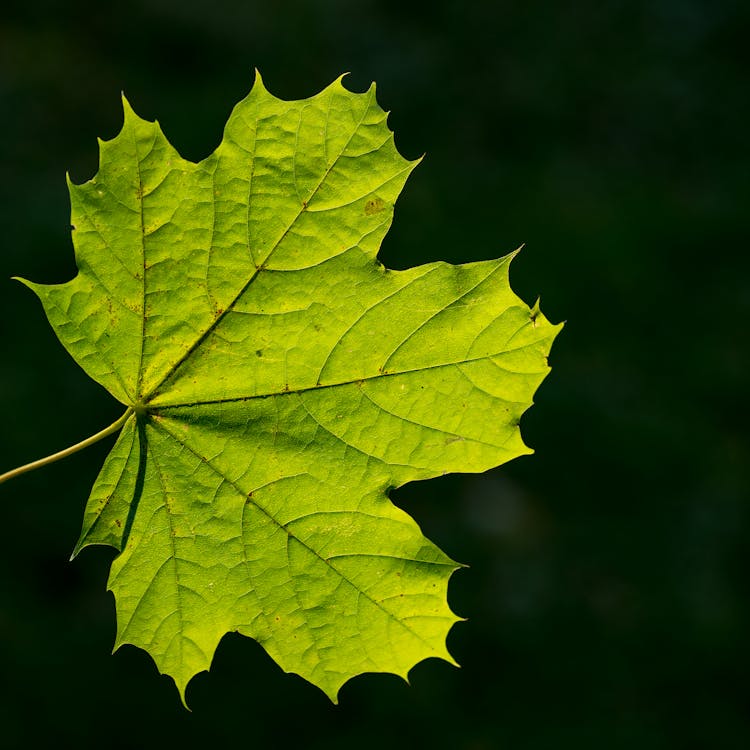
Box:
xmin=1 ymin=1 xmax=747 ymax=747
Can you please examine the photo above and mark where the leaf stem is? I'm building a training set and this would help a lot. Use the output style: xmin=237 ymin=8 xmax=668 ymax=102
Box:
xmin=0 ymin=408 xmax=133 ymax=485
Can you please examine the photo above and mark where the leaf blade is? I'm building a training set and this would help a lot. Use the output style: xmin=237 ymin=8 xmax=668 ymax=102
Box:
xmin=25 ymin=73 xmax=561 ymax=703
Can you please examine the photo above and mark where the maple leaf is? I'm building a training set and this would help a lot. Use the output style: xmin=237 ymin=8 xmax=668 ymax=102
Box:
xmin=7 ymin=73 xmax=561 ymax=704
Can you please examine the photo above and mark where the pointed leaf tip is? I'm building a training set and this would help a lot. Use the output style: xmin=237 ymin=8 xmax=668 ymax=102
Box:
xmin=119 ymin=93 xmax=150 ymax=127
xmin=65 ymin=170 xmax=78 ymax=189
xmin=251 ymin=68 xmax=267 ymax=94
xmin=12 ymin=276 xmax=37 ymax=294
xmin=174 ymin=678 xmax=192 ymax=711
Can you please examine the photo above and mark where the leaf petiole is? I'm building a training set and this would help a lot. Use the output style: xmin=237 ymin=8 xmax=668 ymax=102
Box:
xmin=0 ymin=408 xmax=133 ymax=485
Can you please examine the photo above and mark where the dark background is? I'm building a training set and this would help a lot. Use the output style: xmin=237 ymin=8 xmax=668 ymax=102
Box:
xmin=1 ymin=1 xmax=747 ymax=747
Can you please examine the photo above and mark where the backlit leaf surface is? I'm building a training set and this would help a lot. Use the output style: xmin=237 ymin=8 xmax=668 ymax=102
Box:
xmin=21 ymin=73 xmax=561 ymax=703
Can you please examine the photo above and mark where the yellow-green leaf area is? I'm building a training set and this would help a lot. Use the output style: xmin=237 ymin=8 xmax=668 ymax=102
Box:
xmin=22 ymin=73 xmax=561 ymax=704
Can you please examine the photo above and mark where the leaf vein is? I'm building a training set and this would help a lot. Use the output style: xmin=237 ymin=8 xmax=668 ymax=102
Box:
xmin=146 ymin=87 xmax=376 ymax=402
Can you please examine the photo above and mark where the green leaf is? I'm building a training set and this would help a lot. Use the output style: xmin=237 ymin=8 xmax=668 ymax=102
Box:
xmin=19 ymin=73 xmax=561 ymax=704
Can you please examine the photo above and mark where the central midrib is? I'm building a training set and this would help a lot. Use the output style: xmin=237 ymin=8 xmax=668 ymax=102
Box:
xmin=150 ymin=335 xmax=547 ymax=411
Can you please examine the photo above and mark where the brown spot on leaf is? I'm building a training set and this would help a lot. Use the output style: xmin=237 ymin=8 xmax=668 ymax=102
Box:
xmin=365 ymin=197 xmax=385 ymax=216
